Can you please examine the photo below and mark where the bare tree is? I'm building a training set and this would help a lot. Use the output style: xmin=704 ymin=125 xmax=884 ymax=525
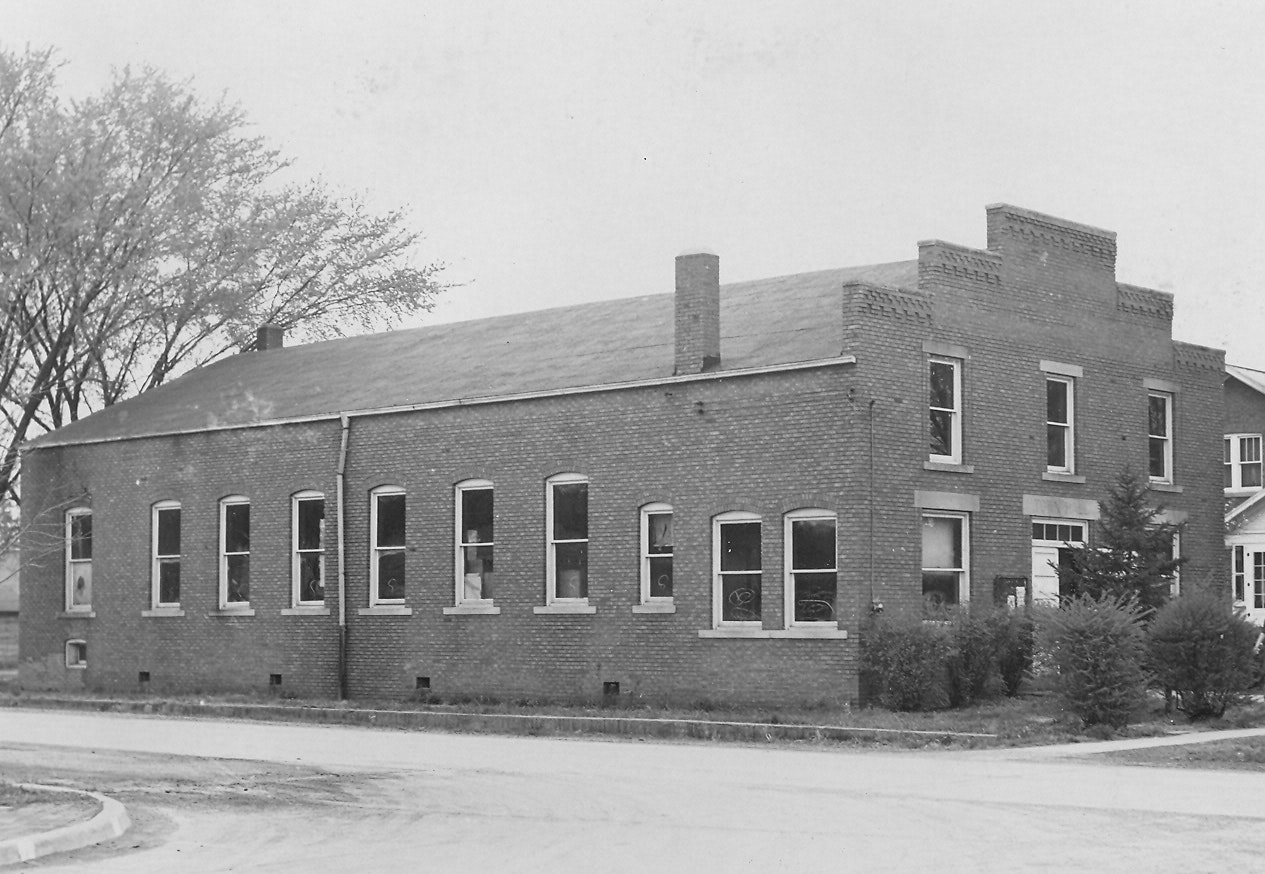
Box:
xmin=0 ymin=47 xmax=446 ymax=504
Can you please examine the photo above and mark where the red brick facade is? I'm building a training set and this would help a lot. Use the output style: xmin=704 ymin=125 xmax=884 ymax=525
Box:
xmin=19 ymin=205 xmax=1226 ymax=705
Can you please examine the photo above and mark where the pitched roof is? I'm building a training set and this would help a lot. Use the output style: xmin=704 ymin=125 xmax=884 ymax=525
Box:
xmin=1227 ymin=364 xmax=1265 ymax=397
xmin=32 ymin=260 xmax=916 ymax=448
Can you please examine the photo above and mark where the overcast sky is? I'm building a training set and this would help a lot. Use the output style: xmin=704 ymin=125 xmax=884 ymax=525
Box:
xmin=5 ymin=1 xmax=1263 ymax=366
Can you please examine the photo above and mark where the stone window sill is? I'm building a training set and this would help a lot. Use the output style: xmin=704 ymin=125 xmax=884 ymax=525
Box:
xmin=281 ymin=606 xmax=330 ymax=616
xmin=698 ymin=627 xmax=848 ymax=639
xmin=57 ymin=610 xmax=96 ymax=619
xmin=142 ymin=607 xmax=185 ymax=618
xmin=1042 ymin=471 xmax=1086 ymax=484
xmin=632 ymin=602 xmax=676 ymax=614
xmin=924 ymin=461 xmax=975 ymax=474
xmin=534 ymin=604 xmax=597 ymax=615
xmin=1149 ymin=482 xmax=1183 ymax=494
xmin=443 ymin=604 xmax=501 ymax=615
xmin=358 ymin=605 xmax=412 ymax=616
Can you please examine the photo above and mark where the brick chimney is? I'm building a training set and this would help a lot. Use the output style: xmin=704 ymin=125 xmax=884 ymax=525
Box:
xmin=257 ymin=324 xmax=285 ymax=351
xmin=674 ymin=251 xmax=720 ymax=374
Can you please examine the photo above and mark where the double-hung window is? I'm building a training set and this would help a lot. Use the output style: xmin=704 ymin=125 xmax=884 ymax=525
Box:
xmin=714 ymin=512 xmax=761 ymax=627
xmin=921 ymin=512 xmax=969 ymax=610
xmin=456 ymin=480 xmax=494 ymax=605
xmin=152 ymin=501 xmax=181 ymax=608
xmin=928 ymin=356 xmax=962 ymax=464
xmin=65 ymin=508 xmax=93 ymax=612
xmin=1233 ymin=545 xmax=1246 ymax=604
xmin=371 ymin=487 xmax=406 ymax=605
xmin=219 ymin=497 xmax=250 ymax=607
xmin=1147 ymin=391 xmax=1174 ymax=483
xmin=1046 ymin=376 xmax=1075 ymax=473
xmin=1255 ymin=553 xmax=1265 ymax=610
xmin=1224 ymin=434 xmax=1262 ymax=491
xmin=293 ymin=492 xmax=325 ymax=605
xmin=640 ymin=503 xmax=673 ymax=605
xmin=785 ymin=510 xmax=837 ymax=626
xmin=546 ymin=474 xmax=588 ymax=604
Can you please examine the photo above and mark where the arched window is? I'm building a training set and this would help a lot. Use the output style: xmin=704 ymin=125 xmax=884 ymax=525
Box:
xmin=370 ymin=486 xmax=406 ymax=605
xmin=152 ymin=501 xmax=182 ymax=608
xmin=219 ymin=496 xmax=251 ymax=608
xmin=712 ymin=511 xmax=761 ymax=628
xmin=546 ymin=474 xmax=588 ymax=605
xmin=784 ymin=509 xmax=837 ymax=626
xmin=455 ymin=479 xmax=494 ymax=605
xmin=292 ymin=491 xmax=325 ymax=605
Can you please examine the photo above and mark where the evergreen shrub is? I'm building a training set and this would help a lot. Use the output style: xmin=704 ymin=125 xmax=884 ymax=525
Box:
xmin=1147 ymin=590 xmax=1260 ymax=719
xmin=862 ymin=611 xmax=952 ymax=711
xmin=1038 ymin=593 xmax=1149 ymax=728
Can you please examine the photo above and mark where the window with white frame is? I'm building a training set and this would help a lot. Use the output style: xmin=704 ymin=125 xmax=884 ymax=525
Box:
xmin=640 ymin=503 xmax=673 ymax=603
xmin=922 ymin=512 xmax=968 ymax=609
xmin=1168 ymin=532 xmax=1182 ymax=597
xmin=546 ymin=475 xmax=588 ymax=603
xmin=784 ymin=510 xmax=836 ymax=625
xmin=1254 ymin=552 xmax=1265 ymax=610
xmin=714 ymin=512 xmax=762 ymax=626
xmin=1224 ymin=434 xmax=1262 ymax=491
xmin=65 ymin=508 xmax=93 ymax=611
xmin=1234 ymin=545 xmax=1246 ymax=603
xmin=65 ymin=639 xmax=87 ymax=669
xmin=152 ymin=501 xmax=181 ymax=607
xmin=928 ymin=356 xmax=962 ymax=463
xmin=371 ymin=487 xmax=406 ymax=604
xmin=1046 ymin=376 xmax=1075 ymax=473
xmin=1147 ymin=391 xmax=1174 ymax=483
xmin=456 ymin=480 xmax=494 ymax=604
xmin=293 ymin=492 xmax=325 ymax=605
xmin=219 ymin=497 xmax=250 ymax=606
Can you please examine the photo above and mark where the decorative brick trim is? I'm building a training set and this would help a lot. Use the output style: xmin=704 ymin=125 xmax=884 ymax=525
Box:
xmin=986 ymin=204 xmax=1116 ymax=269
xmin=917 ymin=240 xmax=1002 ymax=286
xmin=1116 ymin=283 xmax=1174 ymax=322
xmin=843 ymin=282 xmax=933 ymax=326
xmin=1173 ymin=341 xmax=1225 ymax=373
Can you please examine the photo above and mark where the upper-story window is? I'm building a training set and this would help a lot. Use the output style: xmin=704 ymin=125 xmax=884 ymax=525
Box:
xmin=640 ymin=503 xmax=673 ymax=604
xmin=1147 ymin=391 xmax=1174 ymax=483
xmin=219 ymin=497 xmax=251 ymax=607
xmin=371 ymin=487 xmax=406 ymax=605
xmin=152 ymin=501 xmax=181 ymax=608
xmin=713 ymin=512 xmax=762 ymax=627
xmin=1046 ymin=376 xmax=1075 ymax=473
xmin=546 ymin=474 xmax=588 ymax=604
xmin=1225 ymin=434 xmax=1262 ymax=492
xmin=928 ymin=356 xmax=962 ymax=464
xmin=785 ymin=509 xmax=837 ymax=626
xmin=293 ymin=492 xmax=325 ymax=605
xmin=456 ymin=480 xmax=494 ymax=605
xmin=65 ymin=508 xmax=93 ymax=612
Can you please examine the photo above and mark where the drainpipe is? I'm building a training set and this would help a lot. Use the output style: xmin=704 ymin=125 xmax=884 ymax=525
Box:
xmin=869 ymin=399 xmax=879 ymax=613
xmin=336 ymin=413 xmax=351 ymax=699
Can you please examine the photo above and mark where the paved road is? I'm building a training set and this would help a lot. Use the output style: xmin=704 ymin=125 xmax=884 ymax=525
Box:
xmin=2 ymin=708 xmax=1264 ymax=872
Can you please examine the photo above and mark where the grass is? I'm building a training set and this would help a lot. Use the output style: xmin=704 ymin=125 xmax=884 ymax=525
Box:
xmin=1101 ymin=736 xmax=1265 ymax=771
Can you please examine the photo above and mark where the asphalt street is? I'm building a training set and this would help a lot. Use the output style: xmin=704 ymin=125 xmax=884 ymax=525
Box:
xmin=2 ymin=708 xmax=1263 ymax=872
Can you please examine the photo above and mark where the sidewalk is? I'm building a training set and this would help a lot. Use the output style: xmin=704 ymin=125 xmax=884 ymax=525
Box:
xmin=0 ymin=784 xmax=130 ymax=866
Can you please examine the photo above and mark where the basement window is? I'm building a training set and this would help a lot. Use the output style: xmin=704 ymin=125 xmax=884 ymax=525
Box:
xmin=65 ymin=639 xmax=87 ymax=669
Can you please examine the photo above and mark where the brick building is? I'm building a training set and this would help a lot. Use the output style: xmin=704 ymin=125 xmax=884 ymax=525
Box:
xmin=19 ymin=204 xmax=1226 ymax=705
xmin=1224 ymin=364 xmax=1265 ymax=624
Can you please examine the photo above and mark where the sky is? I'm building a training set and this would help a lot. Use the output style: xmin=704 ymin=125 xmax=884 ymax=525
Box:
xmin=4 ymin=0 xmax=1264 ymax=366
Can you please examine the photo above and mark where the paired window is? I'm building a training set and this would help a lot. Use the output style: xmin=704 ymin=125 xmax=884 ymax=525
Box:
xmin=456 ymin=480 xmax=494 ymax=604
xmin=1046 ymin=376 xmax=1075 ymax=473
xmin=293 ymin=492 xmax=325 ymax=605
xmin=219 ymin=497 xmax=251 ymax=607
xmin=922 ymin=512 xmax=969 ymax=609
xmin=152 ymin=502 xmax=181 ymax=607
xmin=65 ymin=508 xmax=93 ymax=612
xmin=785 ymin=510 xmax=837 ymax=625
xmin=640 ymin=503 xmax=673 ymax=604
xmin=371 ymin=487 xmax=406 ymax=604
xmin=928 ymin=356 xmax=962 ymax=464
xmin=546 ymin=475 xmax=589 ymax=604
xmin=713 ymin=512 xmax=762 ymax=627
xmin=1224 ymin=434 xmax=1262 ymax=491
xmin=1147 ymin=391 xmax=1174 ymax=483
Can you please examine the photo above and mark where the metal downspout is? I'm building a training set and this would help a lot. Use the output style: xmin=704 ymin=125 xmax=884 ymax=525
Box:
xmin=336 ymin=413 xmax=350 ymax=700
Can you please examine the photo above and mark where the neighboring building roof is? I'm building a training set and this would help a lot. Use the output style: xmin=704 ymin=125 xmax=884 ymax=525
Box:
xmin=31 ymin=261 xmax=916 ymax=449
xmin=1226 ymin=364 xmax=1265 ymax=397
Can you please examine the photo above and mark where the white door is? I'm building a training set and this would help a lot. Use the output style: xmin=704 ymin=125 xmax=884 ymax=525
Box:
xmin=1031 ymin=545 xmax=1062 ymax=605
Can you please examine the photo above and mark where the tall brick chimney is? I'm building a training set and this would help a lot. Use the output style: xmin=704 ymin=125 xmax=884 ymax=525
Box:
xmin=674 ymin=251 xmax=720 ymax=374
xmin=257 ymin=323 xmax=285 ymax=351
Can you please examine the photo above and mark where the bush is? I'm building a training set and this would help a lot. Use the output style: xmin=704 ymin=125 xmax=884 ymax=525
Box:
xmin=1038 ymin=593 xmax=1149 ymax=728
xmin=990 ymin=609 xmax=1035 ymax=698
xmin=1147 ymin=590 xmax=1260 ymax=719
xmin=946 ymin=607 xmax=1005 ymax=706
xmin=862 ymin=611 xmax=952 ymax=711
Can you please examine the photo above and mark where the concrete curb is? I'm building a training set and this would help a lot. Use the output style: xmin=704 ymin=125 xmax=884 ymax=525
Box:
xmin=0 ymin=695 xmax=998 ymax=745
xmin=0 ymin=784 xmax=130 ymax=866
